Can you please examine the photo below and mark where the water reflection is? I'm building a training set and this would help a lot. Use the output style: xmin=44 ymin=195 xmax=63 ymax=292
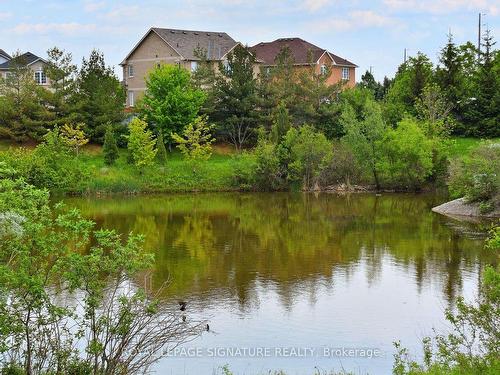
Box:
xmin=63 ymin=193 xmax=495 ymax=311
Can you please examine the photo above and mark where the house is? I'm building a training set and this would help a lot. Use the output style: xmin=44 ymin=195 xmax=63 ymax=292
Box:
xmin=0 ymin=49 xmax=11 ymax=65
xmin=250 ymin=38 xmax=357 ymax=87
xmin=120 ymin=27 xmax=240 ymax=108
xmin=0 ymin=51 xmax=51 ymax=87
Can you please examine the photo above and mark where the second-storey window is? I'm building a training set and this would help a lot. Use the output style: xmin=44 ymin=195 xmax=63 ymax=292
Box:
xmin=191 ymin=61 xmax=198 ymax=72
xmin=320 ymin=64 xmax=328 ymax=75
xmin=128 ymin=64 xmax=134 ymax=78
xmin=342 ymin=67 xmax=350 ymax=80
xmin=34 ymin=70 xmax=47 ymax=85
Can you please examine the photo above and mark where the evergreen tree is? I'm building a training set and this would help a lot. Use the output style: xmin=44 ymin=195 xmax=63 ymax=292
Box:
xmin=103 ymin=125 xmax=119 ymax=165
xmin=212 ymin=45 xmax=260 ymax=150
xmin=127 ymin=118 xmax=157 ymax=171
xmin=473 ymin=29 xmax=499 ymax=137
xmin=270 ymin=101 xmax=291 ymax=143
xmin=436 ymin=33 xmax=462 ymax=112
xmin=72 ymin=50 xmax=125 ymax=142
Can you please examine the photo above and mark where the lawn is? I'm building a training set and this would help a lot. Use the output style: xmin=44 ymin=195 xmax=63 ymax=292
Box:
xmin=448 ymin=137 xmax=500 ymax=158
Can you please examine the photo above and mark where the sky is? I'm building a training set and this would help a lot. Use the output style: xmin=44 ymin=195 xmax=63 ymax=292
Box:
xmin=0 ymin=0 xmax=499 ymax=81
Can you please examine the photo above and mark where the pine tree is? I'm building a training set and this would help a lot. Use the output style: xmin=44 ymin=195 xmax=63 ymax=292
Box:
xmin=436 ymin=33 xmax=462 ymax=111
xmin=156 ymin=131 xmax=168 ymax=164
xmin=270 ymin=101 xmax=291 ymax=143
xmin=103 ymin=125 xmax=119 ymax=165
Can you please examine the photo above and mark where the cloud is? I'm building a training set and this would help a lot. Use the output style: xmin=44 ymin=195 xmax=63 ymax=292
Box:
xmin=383 ymin=0 xmax=499 ymax=16
xmin=313 ymin=10 xmax=401 ymax=32
xmin=84 ymin=1 xmax=106 ymax=13
xmin=0 ymin=12 xmax=12 ymax=20
xmin=302 ymin=0 xmax=332 ymax=12
xmin=11 ymin=22 xmax=98 ymax=35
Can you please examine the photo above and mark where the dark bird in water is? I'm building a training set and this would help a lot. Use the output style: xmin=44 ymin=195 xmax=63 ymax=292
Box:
xmin=178 ymin=301 xmax=187 ymax=311
xmin=181 ymin=315 xmax=186 ymax=322
xmin=206 ymin=324 xmax=210 ymax=332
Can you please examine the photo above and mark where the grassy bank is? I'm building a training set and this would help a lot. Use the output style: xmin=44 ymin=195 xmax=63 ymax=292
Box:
xmin=1 ymin=137 xmax=496 ymax=196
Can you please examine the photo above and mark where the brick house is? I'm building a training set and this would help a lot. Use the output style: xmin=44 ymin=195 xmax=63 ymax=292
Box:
xmin=120 ymin=27 xmax=240 ymax=108
xmin=250 ymin=38 xmax=357 ymax=87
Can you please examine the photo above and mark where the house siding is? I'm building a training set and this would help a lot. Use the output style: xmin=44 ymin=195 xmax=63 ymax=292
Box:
xmin=122 ymin=31 xmax=182 ymax=107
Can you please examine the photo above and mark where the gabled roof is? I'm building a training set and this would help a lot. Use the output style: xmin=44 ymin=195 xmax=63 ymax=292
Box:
xmin=0 ymin=49 xmax=11 ymax=60
xmin=250 ymin=37 xmax=357 ymax=67
xmin=0 ymin=52 xmax=46 ymax=70
xmin=121 ymin=27 xmax=239 ymax=65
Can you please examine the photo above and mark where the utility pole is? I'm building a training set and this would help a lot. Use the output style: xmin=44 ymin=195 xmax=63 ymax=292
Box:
xmin=369 ymin=66 xmax=373 ymax=74
xmin=404 ymin=48 xmax=407 ymax=64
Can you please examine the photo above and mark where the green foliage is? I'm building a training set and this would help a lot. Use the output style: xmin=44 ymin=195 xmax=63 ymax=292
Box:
xmin=103 ymin=125 xmax=119 ymax=166
xmin=319 ymin=142 xmax=364 ymax=188
xmin=393 ymin=263 xmax=500 ymax=375
xmin=486 ymin=225 xmax=500 ymax=251
xmin=270 ymin=101 xmax=291 ymax=143
xmin=60 ymin=123 xmax=89 ymax=156
xmin=448 ymin=142 xmax=500 ymax=204
xmin=381 ymin=118 xmax=434 ymax=189
xmin=0 ymin=53 xmax=53 ymax=141
xmin=127 ymin=118 xmax=157 ymax=170
xmin=156 ymin=131 xmax=168 ymax=164
xmin=71 ymin=50 xmax=125 ymax=142
xmin=0 ymin=178 xmax=202 ymax=374
xmin=253 ymin=136 xmax=289 ymax=191
xmin=140 ymin=64 xmax=206 ymax=147
xmin=213 ymin=45 xmax=260 ymax=149
xmin=284 ymin=125 xmax=333 ymax=190
xmin=341 ymin=97 xmax=387 ymax=188
xmin=171 ymin=115 xmax=215 ymax=162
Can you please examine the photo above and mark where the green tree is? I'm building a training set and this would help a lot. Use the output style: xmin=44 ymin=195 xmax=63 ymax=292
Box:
xmin=436 ymin=34 xmax=462 ymax=116
xmin=72 ymin=50 xmax=125 ymax=142
xmin=270 ymin=101 xmax=291 ymax=143
xmin=103 ymin=125 xmax=119 ymax=165
xmin=0 ymin=53 xmax=52 ymax=141
xmin=284 ymin=125 xmax=333 ymax=190
xmin=213 ymin=45 xmax=260 ymax=150
xmin=127 ymin=118 xmax=157 ymax=171
xmin=171 ymin=115 xmax=215 ymax=162
xmin=341 ymin=98 xmax=387 ymax=189
xmin=44 ymin=46 xmax=77 ymax=127
xmin=381 ymin=118 xmax=434 ymax=189
xmin=60 ymin=123 xmax=89 ymax=156
xmin=140 ymin=64 xmax=205 ymax=150
xmin=359 ymin=70 xmax=384 ymax=100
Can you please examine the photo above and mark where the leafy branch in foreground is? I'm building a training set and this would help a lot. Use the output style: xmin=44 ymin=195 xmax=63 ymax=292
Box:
xmin=0 ymin=178 xmax=205 ymax=374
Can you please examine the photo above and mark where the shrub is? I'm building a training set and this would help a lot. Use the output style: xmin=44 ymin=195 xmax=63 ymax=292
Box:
xmin=380 ymin=118 xmax=434 ymax=190
xmin=448 ymin=142 xmax=500 ymax=204
xmin=127 ymin=118 xmax=157 ymax=171
xmin=103 ymin=125 xmax=119 ymax=165
xmin=319 ymin=142 xmax=364 ymax=188
xmin=284 ymin=125 xmax=333 ymax=190
xmin=171 ymin=116 xmax=214 ymax=162
xmin=253 ymin=138 xmax=289 ymax=191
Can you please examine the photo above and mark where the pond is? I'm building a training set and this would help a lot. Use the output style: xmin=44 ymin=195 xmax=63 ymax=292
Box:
xmin=62 ymin=192 xmax=496 ymax=375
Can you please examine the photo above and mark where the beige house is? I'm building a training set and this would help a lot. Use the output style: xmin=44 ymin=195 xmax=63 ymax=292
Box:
xmin=120 ymin=27 xmax=239 ymax=108
xmin=0 ymin=51 xmax=52 ymax=88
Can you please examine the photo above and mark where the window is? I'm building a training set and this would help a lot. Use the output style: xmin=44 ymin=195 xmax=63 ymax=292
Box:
xmin=128 ymin=64 xmax=134 ymax=78
xmin=34 ymin=70 xmax=47 ymax=85
xmin=190 ymin=61 xmax=198 ymax=72
xmin=342 ymin=67 xmax=350 ymax=80
xmin=320 ymin=64 xmax=328 ymax=75
xmin=128 ymin=91 xmax=134 ymax=107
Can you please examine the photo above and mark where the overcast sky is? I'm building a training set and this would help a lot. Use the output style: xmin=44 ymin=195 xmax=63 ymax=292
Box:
xmin=1 ymin=0 xmax=498 ymax=81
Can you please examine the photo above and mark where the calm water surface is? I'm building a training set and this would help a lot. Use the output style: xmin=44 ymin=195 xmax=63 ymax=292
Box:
xmin=63 ymin=192 xmax=496 ymax=375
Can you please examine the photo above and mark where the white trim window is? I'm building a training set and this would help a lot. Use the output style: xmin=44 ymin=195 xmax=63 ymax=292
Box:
xmin=128 ymin=91 xmax=134 ymax=107
xmin=128 ymin=64 xmax=134 ymax=78
xmin=342 ymin=67 xmax=350 ymax=80
xmin=190 ymin=61 xmax=198 ymax=72
xmin=34 ymin=70 xmax=47 ymax=85
xmin=320 ymin=64 xmax=328 ymax=75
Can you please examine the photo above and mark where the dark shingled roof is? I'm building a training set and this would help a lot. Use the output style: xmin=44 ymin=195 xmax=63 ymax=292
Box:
xmin=0 ymin=49 xmax=11 ymax=60
xmin=152 ymin=28 xmax=238 ymax=61
xmin=0 ymin=52 xmax=43 ymax=70
xmin=250 ymin=37 xmax=356 ymax=67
